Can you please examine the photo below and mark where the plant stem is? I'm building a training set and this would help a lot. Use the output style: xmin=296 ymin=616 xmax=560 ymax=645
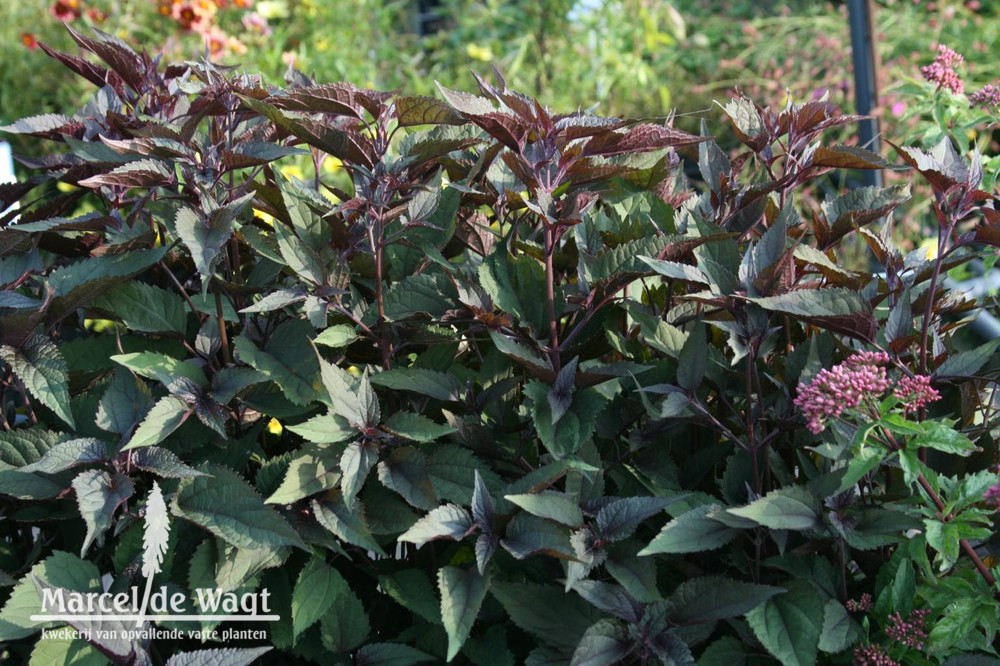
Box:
xmin=544 ymin=225 xmax=561 ymax=371
xmin=214 ymin=286 xmax=231 ymax=366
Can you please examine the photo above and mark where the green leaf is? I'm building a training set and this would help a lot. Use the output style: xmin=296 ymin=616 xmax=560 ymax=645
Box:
xmin=121 ymin=395 xmax=192 ymax=450
xmin=172 ymin=464 xmax=306 ymax=550
xmin=314 ymin=325 xmax=359 ymax=348
xmin=274 ymin=220 xmax=325 ymax=285
xmin=726 ymin=486 xmax=820 ymax=531
xmin=665 ymin=577 xmax=784 ymax=625
xmin=317 ymin=575 xmax=369 ymax=654
xmin=676 ymin=322 xmax=707 ymax=391
xmin=292 ymin=557 xmax=339 ymax=640
xmin=110 ymin=352 xmax=207 ymax=387
xmin=356 ymin=643 xmax=436 ymax=666
xmin=380 ymin=273 xmax=452 ymax=322
xmin=639 ymin=504 xmax=738 ymax=555
xmin=747 ymin=289 xmax=868 ymax=318
xmin=491 ymin=581 xmax=603 ymax=649
xmin=0 ymin=551 xmax=101 ymax=641
xmin=506 ymin=491 xmax=583 ymax=527
xmin=817 ymin=600 xmax=859 ymax=654
xmin=286 ymin=411 xmax=356 ymax=444
xmin=209 ymin=367 xmax=266 ymax=404
xmin=72 ymin=469 xmax=134 ymax=555
xmin=398 ymin=504 xmax=473 ymax=546
xmin=697 ymin=637 xmax=747 ymax=666
xmin=315 ymin=351 xmax=367 ymax=426
xmin=94 ymin=281 xmax=186 ymax=334
xmin=0 ymin=429 xmax=66 ymax=469
xmin=500 ymin=513 xmax=574 ymax=560
xmin=96 ymin=369 xmax=154 ymax=435
xmin=47 ymin=247 xmax=169 ymax=299
xmin=383 ymin=412 xmax=456 ymax=442
xmin=370 ymin=368 xmax=464 ymax=401
xmin=0 ymin=470 xmax=62 ymax=499
xmin=22 ymin=438 xmax=107 ymax=474
xmin=912 ymin=421 xmax=978 ymax=456
xmin=638 ymin=256 xmax=709 ymax=284
xmin=439 ymin=567 xmax=490 ymax=661
xmin=378 ymin=569 xmax=442 ymax=625
xmin=746 ymin=581 xmax=824 ymax=666
xmin=377 ymin=447 xmax=439 ymax=510
xmin=164 ymin=648 xmax=271 ymax=666
xmin=596 ymin=496 xmax=677 ymax=542
xmin=234 ymin=319 xmax=318 ymax=406
xmin=29 ymin=634 xmax=108 ymax=666
xmin=1 ymin=333 xmax=75 ymax=428
xmin=480 ymin=250 xmax=551 ymax=334
xmin=175 ymin=197 xmax=252 ymax=290
xmin=266 ymin=448 xmax=341 ymax=504
xmin=341 ymin=442 xmax=378 ymax=506
xmin=131 ymin=447 xmax=207 ymax=478
xmin=570 ymin=619 xmax=630 ymax=666
xmin=312 ymin=496 xmax=386 ymax=556
xmin=935 ymin=339 xmax=1000 ymax=378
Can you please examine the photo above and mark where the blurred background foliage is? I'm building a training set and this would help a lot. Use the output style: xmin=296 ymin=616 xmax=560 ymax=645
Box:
xmin=1 ymin=0 xmax=998 ymax=248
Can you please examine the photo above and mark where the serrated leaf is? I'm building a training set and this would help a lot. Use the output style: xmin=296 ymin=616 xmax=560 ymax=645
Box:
xmin=398 ymin=504 xmax=473 ymax=546
xmin=172 ymin=464 xmax=306 ymax=550
xmin=377 ymin=447 xmax=438 ymax=510
xmin=665 ymin=577 xmax=784 ymax=625
xmin=935 ymin=339 xmax=1000 ymax=378
xmin=506 ymin=491 xmax=583 ymax=527
xmin=746 ymin=581 xmax=824 ymax=666
xmin=233 ymin=319 xmax=318 ymax=405
xmin=638 ymin=256 xmax=709 ymax=284
xmin=727 ymin=486 xmax=819 ymax=531
xmin=378 ymin=569 xmax=441 ymax=625
xmin=1 ymin=333 xmax=75 ymax=428
xmin=312 ymin=496 xmax=386 ymax=556
xmin=491 ymin=581 xmax=603 ymax=649
xmin=96 ymin=369 xmax=154 ymax=435
xmin=121 ymin=395 xmax=192 ymax=450
xmin=817 ymin=599 xmax=859 ymax=653
xmin=286 ymin=411 xmax=356 ymax=444
xmin=596 ymin=496 xmax=676 ymax=542
xmin=110 ymin=352 xmax=207 ymax=387
xmin=370 ymin=368 xmax=464 ymax=401
xmin=0 ymin=551 xmax=101 ymax=641
xmin=94 ymin=281 xmax=186 ymax=334
xmin=21 ymin=438 xmax=107 ymax=474
xmin=317 ymin=575 xmax=369 ymax=653
xmin=238 ymin=288 xmax=308 ymax=314
xmin=292 ymin=558 xmax=339 ymax=640
xmin=501 ymin=513 xmax=574 ymax=560
xmin=209 ymin=367 xmax=265 ymax=404
xmin=569 ymin=619 xmax=630 ymax=666
xmin=396 ymin=95 xmax=466 ymax=127
xmin=639 ymin=503 xmax=739 ymax=555
xmin=341 ymin=442 xmax=378 ymax=506
xmin=164 ymin=647 xmax=271 ymax=666
xmin=28 ymin=634 xmax=107 ymax=666
xmin=356 ymin=643 xmax=436 ymax=666
xmin=383 ymin=412 xmax=456 ymax=442
xmin=0 ymin=470 xmax=63 ymax=499
xmin=314 ymin=325 xmax=359 ymax=348
xmin=131 ymin=447 xmax=207 ymax=478
xmin=0 ymin=429 xmax=66 ymax=470
xmin=72 ymin=469 xmax=134 ymax=555
xmin=439 ymin=567 xmax=489 ymax=661
xmin=266 ymin=448 xmax=341 ymax=504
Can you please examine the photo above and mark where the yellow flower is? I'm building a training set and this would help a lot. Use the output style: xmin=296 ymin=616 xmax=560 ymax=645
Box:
xmin=253 ymin=208 xmax=275 ymax=227
xmin=920 ymin=238 xmax=938 ymax=260
xmin=465 ymin=43 xmax=494 ymax=62
xmin=266 ymin=418 xmax=283 ymax=435
xmin=321 ymin=156 xmax=343 ymax=174
xmin=278 ymin=163 xmax=304 ymax=181
xmin=56 ymin=181 xmax=77 ymax=193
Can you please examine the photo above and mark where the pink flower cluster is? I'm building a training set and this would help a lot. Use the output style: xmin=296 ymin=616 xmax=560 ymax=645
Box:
xmin=921 ymin=45 xmax=965 ymax=94
xmin=969 ymin=83 xmax=1000 ymax=108
xmin=794 ymin=352 xmax=890 ymax=434
xmin=893 ymin=375 xmax=940 ymax=412
xmin=886 ymin=609 xmax=930 ymax=650
xmin=985 ymin=479 xmax=1000 ymax=508
xmin=795 ymin=351 xmax=942 ymax=434
xmin=853 ymin=644 xmax=900 ymax=666
xmin=846 ymin=593 xmax=873 ymax=613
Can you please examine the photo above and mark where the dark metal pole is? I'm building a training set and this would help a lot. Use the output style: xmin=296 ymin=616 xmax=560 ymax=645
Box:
xmin=847 ymin=0 xmax=883 ymax=189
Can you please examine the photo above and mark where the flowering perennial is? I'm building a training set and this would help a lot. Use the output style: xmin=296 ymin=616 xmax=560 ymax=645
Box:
xmin=794 ymin=351 xmax=891 ymax=434
xmin=853 ymin=644 xmax=900 ymax=666
xmin=969 ymin=83 xmax=1000 ymax=108
xmin=885 ymin=609 xmax=930 ymax=650
xmin=920 ymin=45 xmax=965 ymax=95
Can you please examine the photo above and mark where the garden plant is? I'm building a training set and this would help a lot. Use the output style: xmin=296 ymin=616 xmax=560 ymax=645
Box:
xmin=0 ymin=26 xmax=999 ymax=666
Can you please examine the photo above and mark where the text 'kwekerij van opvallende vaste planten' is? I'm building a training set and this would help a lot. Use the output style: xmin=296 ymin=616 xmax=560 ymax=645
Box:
xmin=0 ymin=25 xmax=999 ymax=666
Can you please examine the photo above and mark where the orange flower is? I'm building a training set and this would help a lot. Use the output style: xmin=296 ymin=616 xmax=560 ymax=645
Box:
xmin=20 ymin=33 xmax=39 ymax=50
xmin=50 ymin=0 xmax=82 ymax=21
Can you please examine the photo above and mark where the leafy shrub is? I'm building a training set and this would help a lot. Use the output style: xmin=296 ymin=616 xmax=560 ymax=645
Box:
xmin=1 ymin=28 xmax=1000 ymax=666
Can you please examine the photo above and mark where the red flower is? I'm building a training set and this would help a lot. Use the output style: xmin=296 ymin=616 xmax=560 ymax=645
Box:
xmin=50 ymin=0 xmax=82 ymax=21
xmin=20 ymin=33 xmax=39 ymax=50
